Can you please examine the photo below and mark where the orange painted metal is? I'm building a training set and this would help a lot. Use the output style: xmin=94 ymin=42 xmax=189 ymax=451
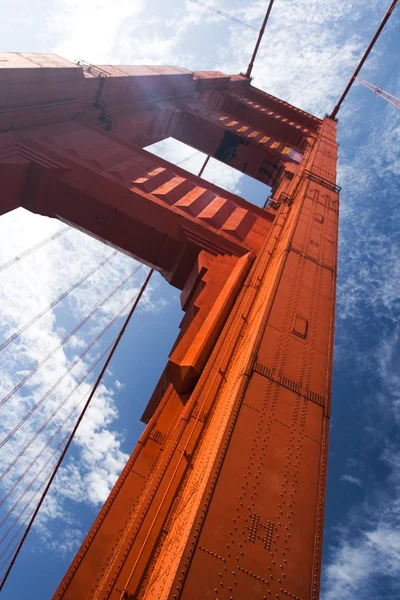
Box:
xmin=0 ymin=53 xmax=339 ymax=600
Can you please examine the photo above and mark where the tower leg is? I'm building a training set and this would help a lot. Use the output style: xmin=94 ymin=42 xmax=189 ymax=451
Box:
xmin=54 ymin=117 xmax=338 ymax=600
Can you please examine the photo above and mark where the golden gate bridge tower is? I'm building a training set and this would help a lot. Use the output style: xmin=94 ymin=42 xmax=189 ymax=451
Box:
xmin=0 ymin=50 xmax=338 ymax=600
xmin=0 ymin=2 xmax=396 ymax=598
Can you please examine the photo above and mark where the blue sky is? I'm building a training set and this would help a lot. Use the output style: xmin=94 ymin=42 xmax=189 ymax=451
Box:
xmin=0 ymin=1 xmax=399 ymax=599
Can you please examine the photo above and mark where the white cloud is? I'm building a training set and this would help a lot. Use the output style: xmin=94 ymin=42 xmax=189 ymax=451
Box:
xmin=44 ymin=0 xmax=145 ymax=64
xmin=341 ymin=474 xmax=362 ymax=487
xmin=323 ymin=502 xmax=400 ymax=600
xmin=214 ymin=0 xmax=380 ymax=116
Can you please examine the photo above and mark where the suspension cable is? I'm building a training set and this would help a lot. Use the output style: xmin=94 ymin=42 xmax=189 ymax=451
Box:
xmin=188 ymin=0 xmax=259 ymax=31
xmin=0 ymin=250 xmax=118 ymax=352
xmin=0 ymin=268 xmax=142 ymax=454
xmin=0 ymin=343 xmax=113 ymax=513
xmin=0 ymin=265 xmax=141 ymax=408
xmin=357 ymin=78 xmax=400 ymax=110
xmin=0 ymin=226 xmax=70 ymax=274
xmin=198 ymin=155 xmax=210 ymax=177
xmin=0 ymin=463 xmax=57 ymax=573
xmin=245 ymin=0 xmax=276 ymax=78
xmin=0 ymin=430 xmax=71 ymax=583
xmin=0 ymin=427 xmax=69 ymax=529
xmin=0 ymin=280 xmax=144 ymax=477
xmin=0 ymin=268 xmax=154 ymax=591
xmin=176 ymin=151 xmax=202 ymax=166
xmin=330 ymin=0 xmax=399 ymax=118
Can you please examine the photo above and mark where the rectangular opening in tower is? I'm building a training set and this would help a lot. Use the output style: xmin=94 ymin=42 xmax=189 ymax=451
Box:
xmin=145 ymin=138 xmax=272 ymax=209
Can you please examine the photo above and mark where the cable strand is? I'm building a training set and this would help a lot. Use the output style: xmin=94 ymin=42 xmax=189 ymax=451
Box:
xmin=0 ymin=269 xmax=154 ymax=591
xmin=0 ymin=265 xmax=141 ymax=408
xmin=0 ymin=250 xmax=118 ymax=352
xmin=0 ymin=340 xmax=114 ymax=500
xmin=0 ymin=227 xmax=70 ymax=275
xmin=188 ymin=0 xmax=259 ymax=31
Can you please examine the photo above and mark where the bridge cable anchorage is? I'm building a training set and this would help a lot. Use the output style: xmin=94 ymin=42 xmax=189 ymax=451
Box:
xmin=0 ymin=264 xmax=142 ymax=408
xmin=0 ymin=268 xmax=154 ymax=591
xmin=245 ymin=0 xmax=276 ymax=79
xmin=0 ymin=250 xmax=118 ymax=352
xmin=330 ymin=0 xmax=399 ymax=119
xmin=188 ymin=0 xmax=259 ymax=31
xmin=0 ymin=278 xmax=144 ymax=480
xmin=0 ymin=226 xmax=70 ymax=274
xmin=357 ymin=78 xmax=400 ymax=110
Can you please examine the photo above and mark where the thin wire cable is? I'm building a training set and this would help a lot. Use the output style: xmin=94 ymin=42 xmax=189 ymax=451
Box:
xmin=0 ymin=227 xmax=70 ymax=274
xmin=0 ymin=265 xmax=141 ymax=408
xmin=0 ymin=250 xmax=118 ymax=352
xmin=0 ymin=450 xmax=61 ymax=564
xmin=358 ymin=78 xmax=400 ymax=110
xmin=0 ymin=268 xmax=154 ymax=592
xmin=330 ymin=0 xmax=399 ymax=118
xmin=0 ymin=432 xmax=70 ymax=586
xmin=0 ymin=508 xmax=36 ymax=569
xmin=0 ymin=427 xmax=68 ymax=529
xmin=0 ymin=527 xmax=26 ymax=573
xmin=0 ymin=278 xmax=145 ymax=483
xmin=0 ymin=358 xmax=106 ymax=517
xmin=188 ymin=0 xmax=259 ymax=31
xmin=0 ymin=267 xmax=142 ymax=453
xmin=0 ymin=346 xmax=114 ymax=551
xmin=176 ymin=151 xmax=202 ymax=166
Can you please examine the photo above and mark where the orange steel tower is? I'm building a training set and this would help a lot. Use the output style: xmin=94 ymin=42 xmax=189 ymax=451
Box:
xmin=0 ymin=53 xmax=339 ymax=600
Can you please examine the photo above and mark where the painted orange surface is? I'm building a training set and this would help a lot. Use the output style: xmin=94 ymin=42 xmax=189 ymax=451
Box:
xmin=0 ymin=53 xmax=338 ymax=600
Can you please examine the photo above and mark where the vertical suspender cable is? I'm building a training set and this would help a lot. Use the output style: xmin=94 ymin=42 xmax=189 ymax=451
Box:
xmin=0 ymin=226 xmax=70 ymax=274
xmin=0 ymin=250 xmax=118 ymax=352
xmin=188 ymin=0 xmax=258 ymax=31
xmin=245 ymin=0 xmax=276 ymax=78
xmin=198 ymin=155 xmax=210 ymax=177
xmin=0 ymin=265 xmax=141 ymax=408
xmin=0 ymin=268 xmax=154 ymax=592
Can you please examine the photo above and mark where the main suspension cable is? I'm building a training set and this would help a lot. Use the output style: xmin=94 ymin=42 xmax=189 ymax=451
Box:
xmin=330 ymin=0 xmax=399 ymax=118
xmin=0 ymin=250 xmax=118 ymax=352
xmin=0 ymin=265 xmax=141 ymax=408
xmin=0 ymin=268 xmax=154 ymax=591
xmin=0 ymin=226 xmax=70 ymax=274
